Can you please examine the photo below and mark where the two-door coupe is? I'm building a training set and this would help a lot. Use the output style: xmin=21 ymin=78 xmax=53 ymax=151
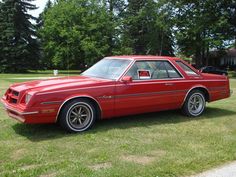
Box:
xmin=1 ymin=56 xmax=231 ymax=132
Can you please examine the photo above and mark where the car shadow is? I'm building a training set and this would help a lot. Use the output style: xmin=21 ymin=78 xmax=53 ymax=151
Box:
xmin=12 ymin=107 xmax=236 ymax=142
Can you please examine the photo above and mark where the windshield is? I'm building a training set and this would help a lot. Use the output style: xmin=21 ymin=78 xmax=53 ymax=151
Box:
xmin=82 ymin=59 xmax=131 ymax=80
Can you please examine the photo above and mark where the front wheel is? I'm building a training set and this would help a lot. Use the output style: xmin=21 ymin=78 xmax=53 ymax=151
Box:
xmin=182 ymin=90 xmax=206 ymax=117
xmin=59 ymin=98 xmax=96 ymax=132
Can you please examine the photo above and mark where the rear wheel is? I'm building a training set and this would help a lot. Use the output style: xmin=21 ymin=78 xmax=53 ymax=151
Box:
xmin=59 ymin=98 xmax=96 ymax=132
xmin=182 ymin=90 xmax=206 ymax=117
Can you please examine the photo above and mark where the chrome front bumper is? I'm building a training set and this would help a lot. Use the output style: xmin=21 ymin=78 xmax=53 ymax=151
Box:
xmin=1 ymin=100 xmax=39 ymax=115
xmin=1 ymin=98 xmax=39 ymax=123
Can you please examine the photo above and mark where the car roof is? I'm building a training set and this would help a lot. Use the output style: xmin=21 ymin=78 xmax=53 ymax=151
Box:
xmin=106 ymin=55 xmax=180 ymax=60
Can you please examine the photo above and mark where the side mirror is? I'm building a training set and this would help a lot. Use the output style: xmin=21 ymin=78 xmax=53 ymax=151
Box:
xmin=122 ymin=76 xmax=132 ymax=83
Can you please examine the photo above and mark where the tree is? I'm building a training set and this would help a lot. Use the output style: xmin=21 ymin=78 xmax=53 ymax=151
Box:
xmin=168 ymin=0 xmax=235 ymax=67
xmin=40 ymin=0 xmax=175 ymax=69
xmin=36 ymin=0 xmax=53 ymax=69
xmin=101 ymin=0 xmax=127 ymax=55
xmin=121 ymin=0 xmax=174 ymax=56
xmin=222 ymin=0 xmax=236 ymax=48
xmin=41 ymin=0 xmax=113 ymax=69
xmin=37 ymin=0 xmax=53 ymax=29
xmin=0 ymin=0 xmax=40 ymax=73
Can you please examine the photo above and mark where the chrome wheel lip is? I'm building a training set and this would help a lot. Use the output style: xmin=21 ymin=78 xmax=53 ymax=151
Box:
xmin=66 ymin=102 xmax=94 ymax=132
xmin=188 ymin=93 xmax=205 ymax=116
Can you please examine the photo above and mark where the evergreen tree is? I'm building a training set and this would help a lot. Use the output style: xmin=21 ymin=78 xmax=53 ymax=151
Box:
xmin=104 ymin=0 xmax=131 ymax=55
xmin=36 ymin=0 xmax=53 ymax=69
xmin=0 ymin=0 xmax=39 ymax=73
xmin=36 ymin=0 xmax=52 ymax=29
xmin=102 ymin=0 xmax=126 ymax=55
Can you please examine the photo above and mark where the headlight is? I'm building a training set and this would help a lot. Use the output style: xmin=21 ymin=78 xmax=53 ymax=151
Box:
xmin=25 ymin=94 xmax=32 ymax=104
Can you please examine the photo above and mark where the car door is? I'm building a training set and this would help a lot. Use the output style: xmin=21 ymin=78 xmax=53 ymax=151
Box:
xmin=114 ymin=60 xmax=186 ymax=117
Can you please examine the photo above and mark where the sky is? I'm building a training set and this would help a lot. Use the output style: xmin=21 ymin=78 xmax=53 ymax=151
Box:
xmin=30 ymin=0 xmax=49 ymax=17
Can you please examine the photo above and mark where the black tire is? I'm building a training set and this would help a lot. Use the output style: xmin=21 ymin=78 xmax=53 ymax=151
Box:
xmin=182 ymin=90 xmax=206 ymax=117
xmin=59 ymin=98 xmax=96 ymax=133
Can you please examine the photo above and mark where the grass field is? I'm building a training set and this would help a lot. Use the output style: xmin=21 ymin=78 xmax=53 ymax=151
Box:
xmin=0 ymin=71 xmax=236 ymax=177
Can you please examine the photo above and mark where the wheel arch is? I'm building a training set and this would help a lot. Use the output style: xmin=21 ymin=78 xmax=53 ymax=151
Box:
xmin=182 ymin=86 xmax=210 ymax=105
xmin=56 ymin=95 xmax=102 ymax=122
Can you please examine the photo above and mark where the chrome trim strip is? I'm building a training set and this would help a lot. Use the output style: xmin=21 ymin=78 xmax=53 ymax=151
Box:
xmin=55 ymin=95 xmax=103 ymax=122
xmin=35 ymin=80 xmax=227 ymax=96
xmin=115 ymin=90 xmax=187 ymax=98
xmin=131 ymin=78 xmax=185 ymax=83
xmin=1 ymin=99 xmax=39 ymax=115
xmin=98 ymin=90 xmax=187 ymax=99
xmin=20 ymin=111 xmax=39 ymax=115
xmin=117 ymin=59 xmax=136 ymax=81
xmin=41 ymin=101 xmax=63 ymax=105
xmin=116 ymin=80 xmax=227 ymax=86
xmin=118 ymin=59 xmax=185 ymax=81
xmin=105 ymin=57 xmax=133 ymax=61
xmin=6 ymin=106 xmax=38 ymax=115
xmin=8 ymin=113 xmax=25 ymax=122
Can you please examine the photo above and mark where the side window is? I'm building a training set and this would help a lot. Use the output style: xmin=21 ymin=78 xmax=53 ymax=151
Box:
xmin=125 ymin=61 xmax=152 ymax=80
xmin=176 ymin=61 xmax=199 ymax=76
xmin=164 ymin=62 xmax=182 ymax=78
xmin=152 ymin=62 xmax=169 ymax=79
xmin=125 ymin=60 xmax=182 ymax=80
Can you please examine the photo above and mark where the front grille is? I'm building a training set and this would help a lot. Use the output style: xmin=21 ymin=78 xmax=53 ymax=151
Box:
xmin=12 ymin=91 xmax=19 ymax=96
xmin=11 ymin=98 xmax=17 ymax=104
xmin=5 ymin=89 xmax=19 ymax=104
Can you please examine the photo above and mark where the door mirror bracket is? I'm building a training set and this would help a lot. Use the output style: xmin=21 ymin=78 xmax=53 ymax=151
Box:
xmin=122 ymin=76 xmax=133 ymax=83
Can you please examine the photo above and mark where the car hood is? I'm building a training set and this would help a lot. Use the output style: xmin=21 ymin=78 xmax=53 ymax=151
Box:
xmin=10 ymin=76 xmax=112 ymax=93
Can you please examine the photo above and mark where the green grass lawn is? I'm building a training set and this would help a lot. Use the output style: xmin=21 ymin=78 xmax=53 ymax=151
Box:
xmin=0 ymin=72 xmax=236 ymax=177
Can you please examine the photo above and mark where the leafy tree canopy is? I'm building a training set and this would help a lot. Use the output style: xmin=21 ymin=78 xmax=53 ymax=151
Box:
xmin=40 ymin=0 xmax=114 ymax=69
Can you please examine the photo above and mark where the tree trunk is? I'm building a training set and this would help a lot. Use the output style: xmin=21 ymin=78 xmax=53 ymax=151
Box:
xmin=235 ymin=35 xmax=236 ymax=48
xmin=202 ymin=31 xmax=206 ymax=66
xmin=108 ymin=0 xmax=114 ymax=55
xmin=195 ymin=33 xmax=202 ymax=68
xmin=206 ymin=42 xmax=209 ymax=66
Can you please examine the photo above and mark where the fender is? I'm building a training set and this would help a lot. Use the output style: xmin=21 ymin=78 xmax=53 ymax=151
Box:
xmin=55 ymin=95 xmax=102 ymax=122
xmin=182 ymin=85 xmax=210 ymax=106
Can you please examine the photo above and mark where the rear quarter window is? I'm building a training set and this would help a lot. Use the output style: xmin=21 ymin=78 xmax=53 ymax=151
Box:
xmin=176 ymin=61 xmax=199 ymax=76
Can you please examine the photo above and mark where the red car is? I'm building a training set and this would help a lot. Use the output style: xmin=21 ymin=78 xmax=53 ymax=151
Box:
xmin=1 ymin=56 xmax=231 ymax=132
